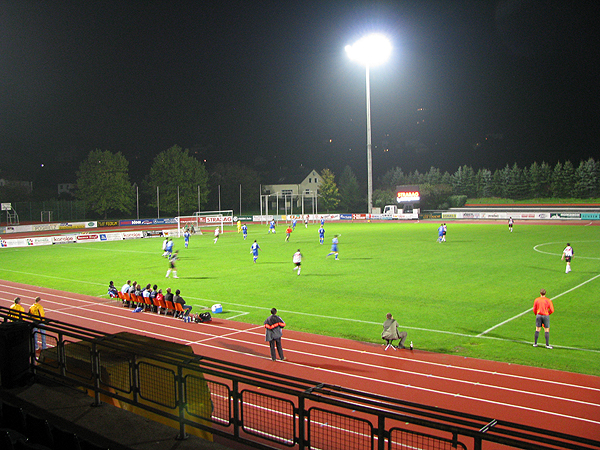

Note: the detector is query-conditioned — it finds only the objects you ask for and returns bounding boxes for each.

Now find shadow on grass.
[173,276,216,280]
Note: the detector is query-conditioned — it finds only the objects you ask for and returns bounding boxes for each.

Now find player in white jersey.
[508,217,514,232]
[561,243,573,273]
[213,227,220,244]
[293,249,302,275]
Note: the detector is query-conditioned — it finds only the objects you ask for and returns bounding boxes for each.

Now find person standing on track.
[264,308,286,361]
[29,296,47,350]
[533,288,554,349]
[9,297,25,321]
[562,243,573,273]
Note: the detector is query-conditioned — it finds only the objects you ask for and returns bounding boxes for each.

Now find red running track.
[1,280,599,442]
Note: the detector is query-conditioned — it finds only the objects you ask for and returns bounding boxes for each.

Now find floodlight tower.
[345,34,392,214]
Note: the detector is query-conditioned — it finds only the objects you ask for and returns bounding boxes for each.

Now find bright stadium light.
[345,34,392,215]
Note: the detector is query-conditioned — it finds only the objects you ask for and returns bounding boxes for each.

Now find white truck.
[382,204,419,219]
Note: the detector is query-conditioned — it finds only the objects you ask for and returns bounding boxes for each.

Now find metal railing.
[1,307,599,450]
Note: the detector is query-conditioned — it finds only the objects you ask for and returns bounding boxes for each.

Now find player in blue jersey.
[437,224,444,243]
[318,225,325,244]
[292,218,297,230]
[326,235,339,260]
[320,217,325,226]
[184,230,190,248]
[242,224,248,240]
[165,238,174,256]
[251,240,260,263]
[268,220,276,234]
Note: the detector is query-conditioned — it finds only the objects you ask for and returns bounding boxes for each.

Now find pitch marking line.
[478,272,600,337]
[4,287,595,398]
[1,280,599,354]
[533,240,600,260]
[3,289,599,425]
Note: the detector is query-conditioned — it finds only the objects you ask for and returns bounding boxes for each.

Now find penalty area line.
[478,273,600,337]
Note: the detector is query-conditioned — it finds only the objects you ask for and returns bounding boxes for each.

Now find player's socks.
[534,330,539,346]
[166,270,171,277]
[297,267,301,275]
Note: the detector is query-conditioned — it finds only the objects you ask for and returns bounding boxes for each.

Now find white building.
[261,169,321,216]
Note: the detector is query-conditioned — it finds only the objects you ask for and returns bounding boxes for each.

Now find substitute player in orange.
[533,289,554,349]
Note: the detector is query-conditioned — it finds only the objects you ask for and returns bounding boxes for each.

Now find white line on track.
[2,287,598,395]
[2,280,599,353]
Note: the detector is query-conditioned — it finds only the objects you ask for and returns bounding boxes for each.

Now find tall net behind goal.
[175,210,234,237]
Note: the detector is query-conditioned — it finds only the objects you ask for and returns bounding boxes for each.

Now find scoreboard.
[395,185,420,203]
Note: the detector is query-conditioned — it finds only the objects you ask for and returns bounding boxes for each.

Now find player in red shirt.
[533,289,554,349]
[285,226,293,242]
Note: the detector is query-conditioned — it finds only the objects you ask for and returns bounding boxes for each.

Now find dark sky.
[1,0,599,186]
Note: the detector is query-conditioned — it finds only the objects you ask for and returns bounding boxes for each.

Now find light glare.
[345,34,392,66]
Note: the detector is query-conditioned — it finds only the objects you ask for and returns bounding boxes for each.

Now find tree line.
[6,146,596,218]
[75,146,260,218]
[326,158,600,211]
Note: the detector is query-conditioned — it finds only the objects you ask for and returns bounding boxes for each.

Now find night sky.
[1,0,598,187]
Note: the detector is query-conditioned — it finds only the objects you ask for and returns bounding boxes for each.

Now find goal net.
[175,210,234,237]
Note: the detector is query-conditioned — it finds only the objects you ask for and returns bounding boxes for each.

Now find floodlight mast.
[345,34,392,215]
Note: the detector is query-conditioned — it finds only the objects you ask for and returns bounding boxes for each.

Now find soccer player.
[242,224,248,240]
[326,235,339,260]
[533,289,554,348]
[293,249,302,275]
[285,225,292,242]
[320,217,325,227]
[237,220,242,233]
[318,225,325,244]
[561,243,574,273]
[166,251,179,278]
[442,223,447,242]
[437,224,444,243]
[162,237,169,257]
[251,240,260,263]
[165,238,174,257]
[269,219,276,234]
[213,227,220,243]
[304,215,309,228]
[292,218,297,230]
[184,230,190,248]
[508,217,514,232]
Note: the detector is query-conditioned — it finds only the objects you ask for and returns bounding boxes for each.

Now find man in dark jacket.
[264,308,286,361]
[173,289,192,317]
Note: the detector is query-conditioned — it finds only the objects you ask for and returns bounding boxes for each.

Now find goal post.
[175,210,234,237]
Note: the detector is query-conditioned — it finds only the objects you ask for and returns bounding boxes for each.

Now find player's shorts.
[331,245,338,252]
[295,262,301,267]
[508,223,513,228]
[564,256,572,263]
[169,262,176,269]
[535,314,550,328]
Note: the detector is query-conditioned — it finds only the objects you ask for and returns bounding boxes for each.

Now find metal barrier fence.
[1,307,599,450]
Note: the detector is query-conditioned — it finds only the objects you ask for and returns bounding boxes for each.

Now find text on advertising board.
[396,191,420,202]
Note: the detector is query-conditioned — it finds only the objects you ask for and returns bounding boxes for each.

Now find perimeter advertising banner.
[0,237,53,248]
[98,220,119,227]
[59,222,86,230]
[76,234,101,243]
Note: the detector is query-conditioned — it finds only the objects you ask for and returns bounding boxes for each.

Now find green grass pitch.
[1,221,599,376]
